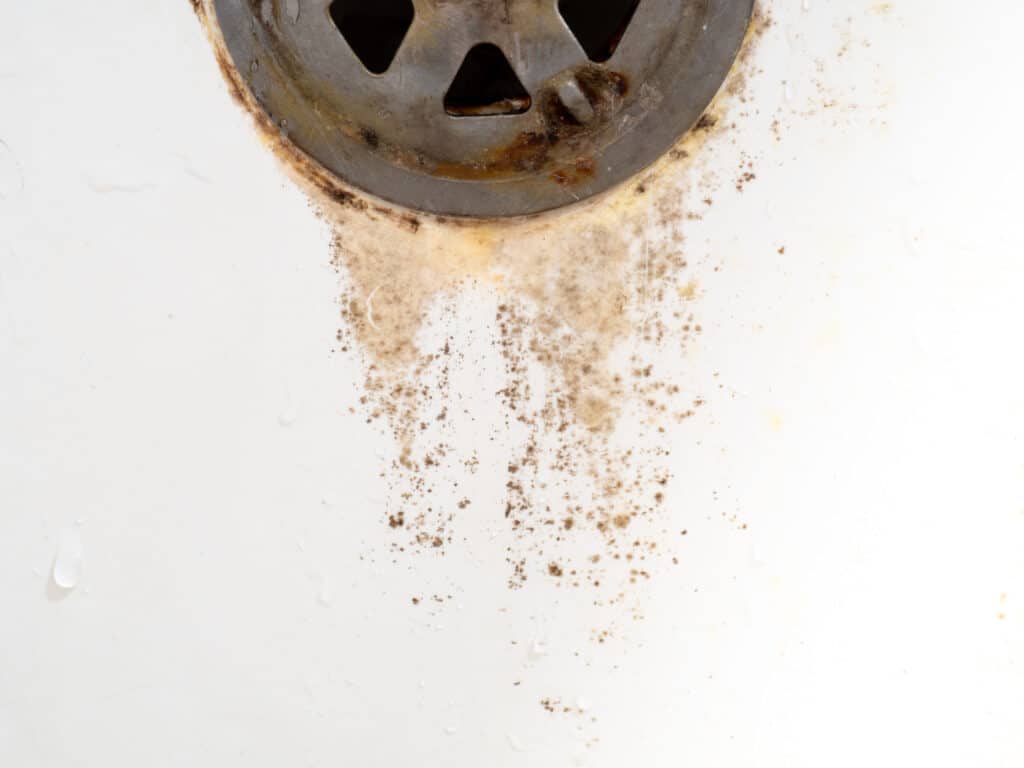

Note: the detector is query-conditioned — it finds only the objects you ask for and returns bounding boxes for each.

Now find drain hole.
[558,0,640,62]
[329,0,415,75]
[444,44,531,117]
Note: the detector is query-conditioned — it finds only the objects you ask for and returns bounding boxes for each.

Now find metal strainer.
[212,0,753,216]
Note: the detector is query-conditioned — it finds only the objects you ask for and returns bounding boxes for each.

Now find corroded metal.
[211,0,753,217]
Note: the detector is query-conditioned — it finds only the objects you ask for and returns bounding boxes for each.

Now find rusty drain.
[211,0,753,217]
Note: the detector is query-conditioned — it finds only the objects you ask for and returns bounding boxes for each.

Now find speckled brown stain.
[189,0,771,594]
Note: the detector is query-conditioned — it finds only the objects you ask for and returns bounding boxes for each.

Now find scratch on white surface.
[365,285,382,331]
[184,167,211,184]
[84,175,159,195]
[174,153,213,184]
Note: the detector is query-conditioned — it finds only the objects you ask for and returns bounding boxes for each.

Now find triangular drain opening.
[329,0,415,75]
[444,44,531,117]
[558,0,641,63]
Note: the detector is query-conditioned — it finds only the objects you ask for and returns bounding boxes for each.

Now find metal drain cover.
[212,0,753,217]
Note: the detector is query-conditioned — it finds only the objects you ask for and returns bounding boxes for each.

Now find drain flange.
[212,0,753,217]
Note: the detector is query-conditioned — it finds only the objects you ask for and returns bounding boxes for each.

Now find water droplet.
[285,0,301,23]
[443,725,458,736]
[528,640,548,660]
[52,528,83,590]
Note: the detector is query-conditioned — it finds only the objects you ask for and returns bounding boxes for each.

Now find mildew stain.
[190,0,770,596]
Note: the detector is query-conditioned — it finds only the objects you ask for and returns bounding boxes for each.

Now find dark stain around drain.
[198,12,426,231]
[193,0,645,220]
[219,0,634,187]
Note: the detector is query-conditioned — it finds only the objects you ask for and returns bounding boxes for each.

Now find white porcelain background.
[1,2,1023,766]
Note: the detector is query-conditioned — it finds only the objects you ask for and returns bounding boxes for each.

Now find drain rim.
[211,0,754,218]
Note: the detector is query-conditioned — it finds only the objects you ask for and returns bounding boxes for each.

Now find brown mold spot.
[360,127,380,150]
[694,113,719,132]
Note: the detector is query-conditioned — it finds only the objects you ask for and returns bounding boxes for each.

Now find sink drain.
[211,0,753,217]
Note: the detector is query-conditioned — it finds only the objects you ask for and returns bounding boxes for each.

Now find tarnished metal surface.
[212,0,753,216]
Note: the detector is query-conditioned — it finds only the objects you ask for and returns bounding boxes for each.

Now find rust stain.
[431,68,630,182]
[551,157,596,187]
